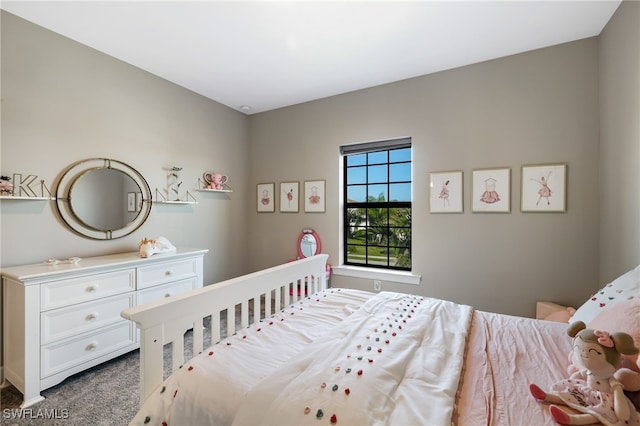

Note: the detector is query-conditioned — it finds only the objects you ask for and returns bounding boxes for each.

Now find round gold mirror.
[54,158,152,240]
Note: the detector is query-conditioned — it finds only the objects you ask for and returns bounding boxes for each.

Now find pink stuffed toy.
[567,298,640,409]
[530,321,640,425]
[203,172,228,190]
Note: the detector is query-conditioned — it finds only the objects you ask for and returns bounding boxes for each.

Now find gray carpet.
[1,348,142,426]
[1,316,222,426]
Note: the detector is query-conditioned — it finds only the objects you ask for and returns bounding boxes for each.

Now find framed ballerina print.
[304,180,325,213]
[429,171,463,213]
[521,163,567,212]
[279,181,299,213]
[472,167,511,213]
[257,182,275,212]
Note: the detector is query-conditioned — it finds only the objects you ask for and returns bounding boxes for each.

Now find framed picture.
[127,192,136,212]
[521,163,567,212]
[472,167,511,213]
[304,180,326,213]
[429,171,463,213]
[257,182,275,212]
[135,192,143,212]
[279,181,299,213]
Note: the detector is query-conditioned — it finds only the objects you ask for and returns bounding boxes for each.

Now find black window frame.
[342,138,412,271]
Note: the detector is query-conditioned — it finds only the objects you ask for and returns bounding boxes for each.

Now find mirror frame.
[54,158,152,240]
[297,228,322,259]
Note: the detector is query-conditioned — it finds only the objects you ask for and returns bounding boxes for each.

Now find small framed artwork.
[135,192,143,212]
[257,182,275,213]
[279,181,299,213]
[429,170,463,213]
[472,167,511,213]
[521,163,567,212]
[127,192,136,212]
[304,180,326,213]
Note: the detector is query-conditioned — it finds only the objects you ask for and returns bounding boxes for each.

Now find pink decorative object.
[203,172,228,190]
[0,176,13,195]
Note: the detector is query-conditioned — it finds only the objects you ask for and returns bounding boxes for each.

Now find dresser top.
[1,248,208,283]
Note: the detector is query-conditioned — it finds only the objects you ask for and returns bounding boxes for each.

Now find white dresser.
[2,248,207,408]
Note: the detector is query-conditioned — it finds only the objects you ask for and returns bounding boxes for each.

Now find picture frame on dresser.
[1,248,208,408]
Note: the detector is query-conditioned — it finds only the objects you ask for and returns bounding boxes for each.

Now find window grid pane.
[344,144,412,271]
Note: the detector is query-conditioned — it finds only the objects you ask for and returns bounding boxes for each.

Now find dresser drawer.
[41,321,135,378]
[136,278,197,305]
[137,258,198,289]
[40,269,135,311]
[41,293,134,344]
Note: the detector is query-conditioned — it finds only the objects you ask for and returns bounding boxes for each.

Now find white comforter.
[130,290,473,426]
[233,292,473,426]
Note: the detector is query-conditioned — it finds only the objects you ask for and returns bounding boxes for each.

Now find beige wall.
[1,12,250,367]
[1,11,249,279]
[598,0,640,282]
[248,39,601,317]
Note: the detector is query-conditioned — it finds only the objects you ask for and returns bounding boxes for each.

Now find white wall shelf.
[0,195,55,200]
[195,188,233,193]
[153,188,197,204]
[153,200,197,205]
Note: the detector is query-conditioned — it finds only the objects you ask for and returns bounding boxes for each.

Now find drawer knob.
[86,284,99,293]
[86,312,99,321]
[164,292,172,298]
[86,341,99,351]
[165,270,173,276]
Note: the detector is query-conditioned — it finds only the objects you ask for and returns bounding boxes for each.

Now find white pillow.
[571,264,640,324]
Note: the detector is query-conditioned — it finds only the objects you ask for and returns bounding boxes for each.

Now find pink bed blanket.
[455,310,574,425]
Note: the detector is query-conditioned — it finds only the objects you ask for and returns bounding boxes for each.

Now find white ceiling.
[1,1,621,115]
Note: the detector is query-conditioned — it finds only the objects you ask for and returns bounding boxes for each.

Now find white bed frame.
[121,254,329,403]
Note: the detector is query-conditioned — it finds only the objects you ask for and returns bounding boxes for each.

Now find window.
[342,138,412,270]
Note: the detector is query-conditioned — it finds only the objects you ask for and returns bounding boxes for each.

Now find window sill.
[331,266,421,285]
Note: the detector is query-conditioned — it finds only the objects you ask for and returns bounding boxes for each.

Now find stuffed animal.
[203,172,228,190]
[139,237,176,258]
[566,298,640,411]
[530,321,640,426]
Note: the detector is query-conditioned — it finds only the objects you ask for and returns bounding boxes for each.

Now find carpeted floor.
[1,348,142,426]
[1,316,222,426]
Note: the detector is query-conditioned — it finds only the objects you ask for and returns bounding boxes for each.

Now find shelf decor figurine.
[0,173,53,199]
[153,166,197,204]
[0,175,13,195]
[202,172,229,191]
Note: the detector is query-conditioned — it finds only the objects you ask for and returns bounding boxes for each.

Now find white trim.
[331,266,421,285]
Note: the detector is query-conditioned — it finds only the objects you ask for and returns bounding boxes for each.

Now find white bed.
[121,255,640,425]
